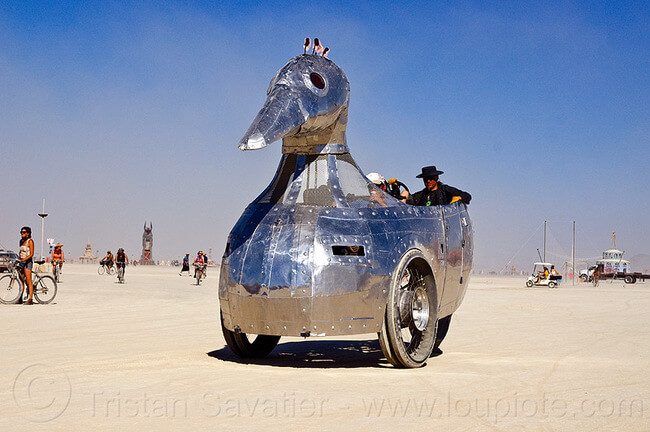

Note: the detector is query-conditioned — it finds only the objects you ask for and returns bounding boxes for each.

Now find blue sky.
[1,1,648,270]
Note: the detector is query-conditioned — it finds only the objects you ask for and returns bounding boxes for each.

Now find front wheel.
[525,280,533,287]
[624,275,635,284]
[0,274,23,304]
[221,313,280,358]
[97,265,105,275]
[379,249,438,368]
[548,281,557,288]
[34,275,57,304]
[108,266,116,275]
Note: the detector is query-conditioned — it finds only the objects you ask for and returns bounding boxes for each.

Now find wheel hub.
[398,286,430,331]
[411,287,429,331]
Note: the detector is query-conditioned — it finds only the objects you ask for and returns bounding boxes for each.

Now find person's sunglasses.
[424,176,438,181]
[20,231,27,234]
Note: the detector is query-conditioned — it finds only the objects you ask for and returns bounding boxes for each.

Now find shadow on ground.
[208,339,394,369]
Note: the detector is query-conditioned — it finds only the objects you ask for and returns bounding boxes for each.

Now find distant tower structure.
[78,240,98,264]
[611,231,616,249]
[140,221,155,265]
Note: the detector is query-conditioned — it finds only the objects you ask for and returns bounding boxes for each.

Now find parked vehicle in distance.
[580,264,649,284]
[0,250,19,273]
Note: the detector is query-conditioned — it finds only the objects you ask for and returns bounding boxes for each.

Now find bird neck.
[282,106,348,155]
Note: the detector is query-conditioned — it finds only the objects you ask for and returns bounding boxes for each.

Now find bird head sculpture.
[238,47,350,155]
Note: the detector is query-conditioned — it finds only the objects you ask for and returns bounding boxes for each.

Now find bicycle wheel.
[98,265,105,275]
[0,274,23,304]
[33,275,57,304]
[109,266,116,275]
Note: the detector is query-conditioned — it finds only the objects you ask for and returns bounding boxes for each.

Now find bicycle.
[98,262,116,275]
[116,263,126,284]
[52,260,62,283]
[0,260,58,304]
[194,263,206,285]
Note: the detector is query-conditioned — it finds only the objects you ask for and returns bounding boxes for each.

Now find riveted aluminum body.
[219,53,473,337]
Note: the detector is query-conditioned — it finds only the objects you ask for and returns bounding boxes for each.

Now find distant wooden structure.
[78,240,98,264]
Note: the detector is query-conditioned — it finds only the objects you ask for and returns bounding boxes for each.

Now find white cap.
[366,172,385,185]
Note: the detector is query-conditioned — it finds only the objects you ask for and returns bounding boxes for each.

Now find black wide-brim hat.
[416,165,444,178]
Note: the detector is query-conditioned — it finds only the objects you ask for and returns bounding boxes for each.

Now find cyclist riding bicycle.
[193,251,206,278]
[115,248,129,275]
[51,243,64,276]
[100,250,114,271]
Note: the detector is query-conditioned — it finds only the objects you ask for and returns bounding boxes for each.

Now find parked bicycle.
[98,262,116,275]
[0,260,57,304]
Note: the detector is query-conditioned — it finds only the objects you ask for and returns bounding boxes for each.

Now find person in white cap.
[367,172,386,190]
[368,172,409,203]
[367,172,389,207]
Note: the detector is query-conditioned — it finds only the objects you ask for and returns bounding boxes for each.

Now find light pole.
[38,199,48,261]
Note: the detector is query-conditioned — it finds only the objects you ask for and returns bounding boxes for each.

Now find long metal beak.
[238,85,306,151]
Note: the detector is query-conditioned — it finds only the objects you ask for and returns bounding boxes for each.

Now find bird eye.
[304,71,328,96]
[309,72,325,90]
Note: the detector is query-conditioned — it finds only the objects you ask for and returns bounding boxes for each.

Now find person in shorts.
[17,226,35,305]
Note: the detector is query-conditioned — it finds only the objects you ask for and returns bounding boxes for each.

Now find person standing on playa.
[179,254,191,276]
[407,165,471,206]
[17,226,35,305]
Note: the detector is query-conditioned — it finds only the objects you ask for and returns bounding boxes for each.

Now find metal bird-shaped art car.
[218,43,473,368]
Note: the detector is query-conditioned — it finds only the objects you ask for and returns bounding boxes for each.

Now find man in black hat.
[407,165,471,206]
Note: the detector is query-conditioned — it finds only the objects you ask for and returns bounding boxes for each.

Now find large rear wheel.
[379,249,438,368]
[221,313,280,358]
[0,274,23,304]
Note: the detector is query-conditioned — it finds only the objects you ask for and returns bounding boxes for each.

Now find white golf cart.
[526,262,562,288]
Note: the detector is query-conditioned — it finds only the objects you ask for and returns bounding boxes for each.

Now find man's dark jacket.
[408,182,472,206]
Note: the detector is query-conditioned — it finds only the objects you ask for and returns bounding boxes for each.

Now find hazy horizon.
[2,1,648,271]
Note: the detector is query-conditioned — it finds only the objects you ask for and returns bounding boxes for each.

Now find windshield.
[254,153,400,208]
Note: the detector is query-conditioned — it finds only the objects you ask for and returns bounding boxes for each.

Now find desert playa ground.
[0,264,648,431]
